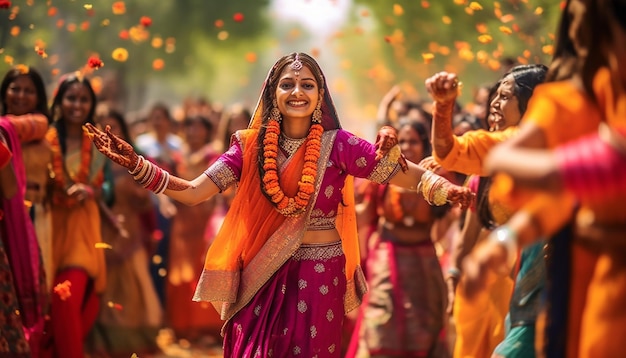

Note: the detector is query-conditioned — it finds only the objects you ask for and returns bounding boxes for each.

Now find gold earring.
[270,99,282,123]
[312,100,322,124]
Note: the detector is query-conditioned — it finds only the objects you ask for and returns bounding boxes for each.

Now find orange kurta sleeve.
[434,127,518,176]
[6,113,49,143]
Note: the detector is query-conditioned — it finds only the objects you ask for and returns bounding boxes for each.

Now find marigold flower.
[140,16,152,27]
[87,56,104,69]
[54,280,72,300]
[112,48,129,62]
[112,1,125,15]
[233,12,244,22]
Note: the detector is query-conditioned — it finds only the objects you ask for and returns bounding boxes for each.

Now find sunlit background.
[0,0,562,135]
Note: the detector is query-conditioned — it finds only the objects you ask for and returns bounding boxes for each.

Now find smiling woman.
[85,52,474,357]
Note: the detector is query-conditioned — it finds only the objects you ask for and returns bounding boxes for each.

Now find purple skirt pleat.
[223,241,347,357]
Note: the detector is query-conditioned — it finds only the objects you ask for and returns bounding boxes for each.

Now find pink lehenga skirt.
[223,241,347,357]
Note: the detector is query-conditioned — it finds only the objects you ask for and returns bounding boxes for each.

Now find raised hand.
[425,71,461,104]
[374,125,409,172]
[83,123,138,170]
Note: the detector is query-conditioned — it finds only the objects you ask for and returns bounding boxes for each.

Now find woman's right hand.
[425,71,460,104]
[84,123,138,171]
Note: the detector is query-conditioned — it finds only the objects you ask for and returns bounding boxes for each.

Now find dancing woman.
[85,52,474,356]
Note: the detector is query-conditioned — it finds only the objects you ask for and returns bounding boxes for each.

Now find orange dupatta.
[193,53,365,321]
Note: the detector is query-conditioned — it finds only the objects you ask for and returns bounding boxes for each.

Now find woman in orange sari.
[85,52,474,356]
[464,0,626,356]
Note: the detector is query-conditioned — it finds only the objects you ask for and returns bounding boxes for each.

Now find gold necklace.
[279,134,306,157]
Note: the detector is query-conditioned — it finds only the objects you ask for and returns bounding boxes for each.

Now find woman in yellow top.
[47,74,108,358]
[465,0,626,356]
[85,52,474,357]
[425,64,547,358]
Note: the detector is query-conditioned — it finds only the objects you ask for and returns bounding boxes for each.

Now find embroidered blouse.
[205,129,400,230]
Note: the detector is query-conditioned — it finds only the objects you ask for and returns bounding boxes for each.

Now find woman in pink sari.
[85,52,474,356]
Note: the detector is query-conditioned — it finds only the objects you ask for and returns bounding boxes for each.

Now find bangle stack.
[417,170,449,206]
[128,155,170,194]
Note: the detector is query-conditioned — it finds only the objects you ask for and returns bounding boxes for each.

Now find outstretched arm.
[84,123,220,206]
[485,123,626,200]
[373,125,474,210]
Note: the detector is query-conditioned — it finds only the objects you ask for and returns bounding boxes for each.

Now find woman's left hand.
[66,183,94,203]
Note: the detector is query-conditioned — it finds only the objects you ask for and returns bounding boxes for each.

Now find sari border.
[219,130,338,321]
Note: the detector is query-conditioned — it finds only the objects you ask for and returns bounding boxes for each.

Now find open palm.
[83,123,138,170]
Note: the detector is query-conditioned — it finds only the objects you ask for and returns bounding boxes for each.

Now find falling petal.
[442,16,452,25]
[10,26,19,36]
[152,58,165,71]
[95,242,112,249]
[542,45,554,55]
[233,12,244,22]
[112,48,128,62]
[422,52,435,64]
[245,52,257,63]
[476,50,488,64]
[421,1,430,9]
[500,14,515,23]
[469,2,483,10]
[112,1,125,15]
[534,6,543,15]
[53,280,72,300]
[477,34,493,44]
[499,26,512,35]
[393,4,404,16]
[140,16,152,27]
[47,6,57,16]
[214,19,224,28]
[475,23,488,33]
[217,31,229,40]
[83,4,92,10]
[151,36,163,48]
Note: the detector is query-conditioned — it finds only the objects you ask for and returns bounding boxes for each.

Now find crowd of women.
[1,0,625,357]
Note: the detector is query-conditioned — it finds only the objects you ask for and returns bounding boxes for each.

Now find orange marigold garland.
[47,127,103,206]
[262,118,323,216]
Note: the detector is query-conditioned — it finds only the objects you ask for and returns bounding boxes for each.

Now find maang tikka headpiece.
[290,54,303,76]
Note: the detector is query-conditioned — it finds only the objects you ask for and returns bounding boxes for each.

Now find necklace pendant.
[403,216,415,227]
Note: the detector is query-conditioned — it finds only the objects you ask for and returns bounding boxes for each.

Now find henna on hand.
[83,123,138,170]
[374,125,399,160]
[166,175,196,191]
[445,183,474,210]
